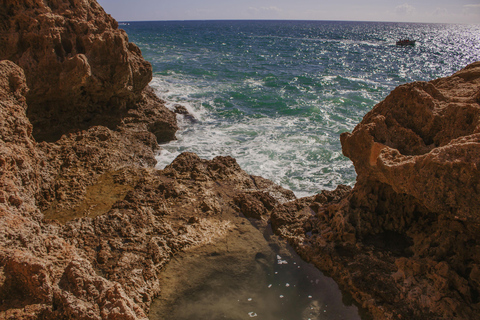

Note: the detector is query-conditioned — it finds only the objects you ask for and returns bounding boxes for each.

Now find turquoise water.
[122,20,480,197]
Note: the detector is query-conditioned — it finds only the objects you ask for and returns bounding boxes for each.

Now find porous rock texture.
[2,0,480,319]
[0,0,177,142]
[271,62,480,319]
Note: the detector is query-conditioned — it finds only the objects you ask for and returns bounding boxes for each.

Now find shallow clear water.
[150,218,362,320]
[122,20,480,197]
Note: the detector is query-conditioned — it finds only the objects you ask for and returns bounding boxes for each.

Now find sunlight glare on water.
[122,21,480,197]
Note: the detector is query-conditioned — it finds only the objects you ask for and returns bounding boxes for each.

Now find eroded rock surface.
[272,62,480,319]
[0,0,177,142]
[2,0,480,318]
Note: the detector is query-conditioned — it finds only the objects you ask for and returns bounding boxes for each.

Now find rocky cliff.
[0,59,295,318]
[272,62,480,319]
[0,0,177,142]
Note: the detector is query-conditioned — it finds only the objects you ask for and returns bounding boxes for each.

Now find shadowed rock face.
[0,60,40,216]
[271,62,480,319]
[0,0,176,142]
[0,1,217,318]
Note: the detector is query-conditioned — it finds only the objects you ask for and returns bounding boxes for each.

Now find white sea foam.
[135,21,480,320]
[244,78,265,88]
[145,22,480,197]
[153,77,357,196]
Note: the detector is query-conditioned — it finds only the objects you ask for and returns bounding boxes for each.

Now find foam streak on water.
[122,21,480,197]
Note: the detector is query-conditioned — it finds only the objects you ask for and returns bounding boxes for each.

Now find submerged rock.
[272,61,480,319]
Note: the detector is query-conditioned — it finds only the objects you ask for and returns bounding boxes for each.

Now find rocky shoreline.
[271,63,480,319]
[1,0,480,319]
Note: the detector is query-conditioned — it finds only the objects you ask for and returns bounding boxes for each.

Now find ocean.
[121,20,480,197]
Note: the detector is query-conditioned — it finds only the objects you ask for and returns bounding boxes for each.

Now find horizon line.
[115,18,477,26]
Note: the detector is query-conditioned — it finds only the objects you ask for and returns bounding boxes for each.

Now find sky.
[97,0,480,24]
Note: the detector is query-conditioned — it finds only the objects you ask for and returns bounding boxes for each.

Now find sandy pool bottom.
[149,214,362,320]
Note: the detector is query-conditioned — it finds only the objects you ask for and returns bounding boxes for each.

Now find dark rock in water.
[272,61,480,320]
[174,104,190,115]
[255,252,268,260]
[174,104,197,123]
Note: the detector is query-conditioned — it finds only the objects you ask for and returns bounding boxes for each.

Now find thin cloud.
[248,6,282,16]
[462,4,480,22]
[395,3,416,16]
[432,7,448,18]
[463,4,480,13]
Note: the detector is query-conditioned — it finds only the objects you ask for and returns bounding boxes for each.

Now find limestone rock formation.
[342,61,480,224]
[0,0,177,142]
[0,59,142,319]
[0,62,294,319]
[271,62,480,319]
[0,60,37,215]
[0,1,291,318]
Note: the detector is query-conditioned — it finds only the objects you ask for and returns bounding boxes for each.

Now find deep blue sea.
[121,20,480,197]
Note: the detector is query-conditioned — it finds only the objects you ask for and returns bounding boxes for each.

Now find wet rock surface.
[272,62,480,319]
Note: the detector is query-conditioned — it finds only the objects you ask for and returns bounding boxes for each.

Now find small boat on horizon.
[396,39,416,46]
